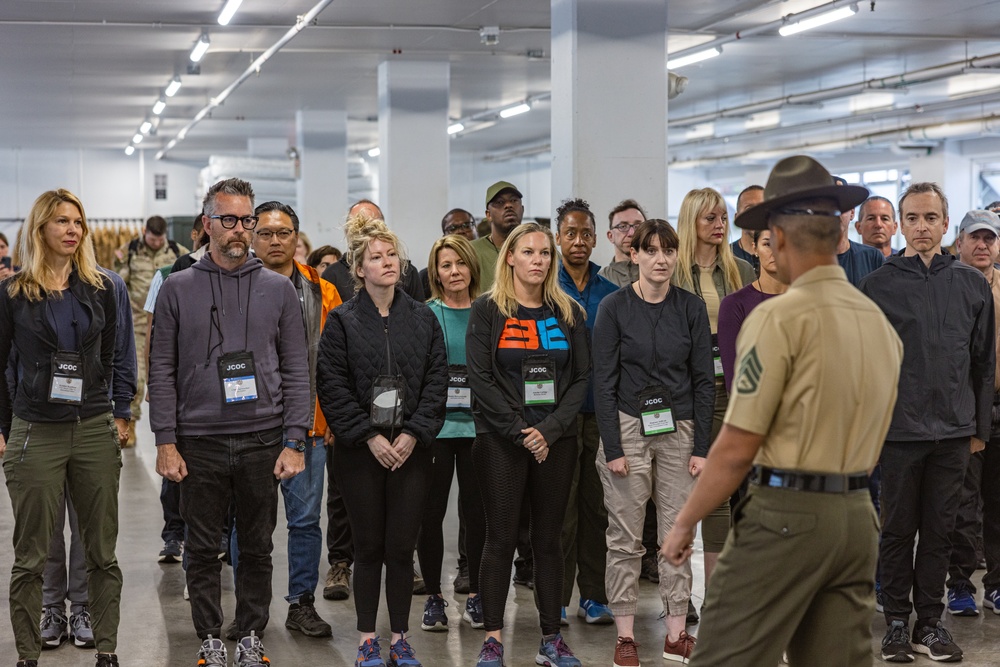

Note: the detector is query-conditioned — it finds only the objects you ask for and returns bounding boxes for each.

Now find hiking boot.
[40,606,69,649]
[235,632,270,667]
[662,631,696,664]
[158,540,183,563]
[285,593,332,637]
[324,562,351,600]
[880,620,913,663]
[420,595,448,632]
[463,595,484,629]
[536,633,581,667]
[197,636,228,667]
[912,621,962,662]
[95,654,119,667]
[356,637,385,667]
[70,608,96,648]
[16,661,38,667]
[613,636,641,667]
[476,638,505,667]
[387,636,422,666]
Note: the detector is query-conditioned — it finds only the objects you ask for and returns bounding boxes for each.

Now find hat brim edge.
[735,184,870,231]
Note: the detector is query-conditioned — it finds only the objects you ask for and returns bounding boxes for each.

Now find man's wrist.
[284,438,307,452]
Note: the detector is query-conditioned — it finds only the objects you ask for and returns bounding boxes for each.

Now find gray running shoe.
[69,608,95,647]
[197,636,228,667]
[235,631,270,667]
[40,606,68,649]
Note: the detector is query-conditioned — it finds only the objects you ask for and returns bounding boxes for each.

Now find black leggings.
[474,431,576,635]
[417,437,485,595]
[334,441,432,633]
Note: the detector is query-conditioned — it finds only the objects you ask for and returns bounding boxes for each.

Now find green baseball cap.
[485,181,523,208]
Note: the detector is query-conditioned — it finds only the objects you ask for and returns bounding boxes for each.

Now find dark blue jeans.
[178,427,281,640]
[281,437,326,602]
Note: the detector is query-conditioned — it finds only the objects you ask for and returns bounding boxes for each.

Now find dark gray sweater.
[592,286,715,460]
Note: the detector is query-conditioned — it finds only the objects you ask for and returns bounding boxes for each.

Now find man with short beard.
[472,181,525,290]
[148,177,312,667]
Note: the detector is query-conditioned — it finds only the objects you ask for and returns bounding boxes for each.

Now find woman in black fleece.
[316,214,447,667]
[466,222,590,667]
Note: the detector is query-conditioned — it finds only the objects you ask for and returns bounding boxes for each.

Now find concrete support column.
[378,60,450,266]
[909,140,974,225]
[551,0,668,265]
[296,109,348,246]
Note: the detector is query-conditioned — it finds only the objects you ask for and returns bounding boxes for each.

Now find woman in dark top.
[593,219,715,666]
[0,190,122,667]
[466,222,590,667]
[316,214,448,667]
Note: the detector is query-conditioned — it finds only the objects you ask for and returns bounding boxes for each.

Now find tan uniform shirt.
[115,239,188,320]
[726,264,903,474]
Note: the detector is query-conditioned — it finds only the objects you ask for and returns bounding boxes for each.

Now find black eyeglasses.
[444,221,475,233]
[773,208,842,219]
[210,214,259,230]
[611,222,642,233]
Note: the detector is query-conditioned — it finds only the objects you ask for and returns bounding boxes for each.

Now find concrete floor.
[1,419,998,666]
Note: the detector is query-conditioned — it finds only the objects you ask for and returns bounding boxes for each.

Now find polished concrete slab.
[1,418,998,666]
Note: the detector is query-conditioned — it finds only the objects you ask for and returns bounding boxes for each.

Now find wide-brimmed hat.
[735,155,869,230]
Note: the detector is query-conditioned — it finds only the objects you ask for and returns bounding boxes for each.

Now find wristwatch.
[284,438,307,453]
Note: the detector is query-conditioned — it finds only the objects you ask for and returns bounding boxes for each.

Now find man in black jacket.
[860,182,996,663]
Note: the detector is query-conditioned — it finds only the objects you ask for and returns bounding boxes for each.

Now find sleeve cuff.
[284,426,308,441]
[112,400,132,421]
[154,431,177,446]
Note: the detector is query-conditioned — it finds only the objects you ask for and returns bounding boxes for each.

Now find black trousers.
[334,440,432,633]
[474,432,576,635]
[949,429,1000,592]
[416,437,485,595]
[947,450,984,591]
[879,439,969,625]
[178,427,282,640]
[160,478,185,543]
[325,440,354,566]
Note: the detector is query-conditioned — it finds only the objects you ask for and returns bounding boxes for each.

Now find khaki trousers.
[598,413,695,617]
[691,485,879,667]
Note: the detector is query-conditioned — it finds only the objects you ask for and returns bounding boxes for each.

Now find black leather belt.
[750,466,869,494]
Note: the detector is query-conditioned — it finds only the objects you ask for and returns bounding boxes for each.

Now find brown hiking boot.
[663,631,696,664]
[323,562,351,600]
[614,636,641,667]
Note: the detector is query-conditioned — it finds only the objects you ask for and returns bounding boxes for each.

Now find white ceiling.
[2,0,999,167]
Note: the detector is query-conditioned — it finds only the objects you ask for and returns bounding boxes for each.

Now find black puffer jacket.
[317,286,447,447]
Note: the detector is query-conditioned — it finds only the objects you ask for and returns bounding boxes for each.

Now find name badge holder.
[637,384,675,436]
[522,355,556,406]
[218,350,259,404]
[446,364,471,410]
[711,333,723,379]
[372,375,405,428]
[49,351,85,405]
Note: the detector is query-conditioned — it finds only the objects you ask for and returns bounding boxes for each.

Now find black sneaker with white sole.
[880,620,914,663]
[912,622,962,662]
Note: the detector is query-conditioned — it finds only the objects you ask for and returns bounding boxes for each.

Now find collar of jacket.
[886,250,955,275]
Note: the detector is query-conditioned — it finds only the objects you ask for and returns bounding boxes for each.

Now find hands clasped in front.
[521,426,548,462]
[368,432,417,471]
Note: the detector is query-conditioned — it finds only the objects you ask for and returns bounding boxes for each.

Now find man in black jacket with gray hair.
[860,182,996,663]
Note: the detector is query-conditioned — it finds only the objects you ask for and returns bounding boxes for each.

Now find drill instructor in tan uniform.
[662,155,903,667]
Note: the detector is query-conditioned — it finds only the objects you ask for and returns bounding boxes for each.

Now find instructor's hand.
[156,444,188,482]
[662,521,696,567]
[274,448,305,480]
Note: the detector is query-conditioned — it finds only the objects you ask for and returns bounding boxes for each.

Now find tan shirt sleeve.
[724,307,790,435]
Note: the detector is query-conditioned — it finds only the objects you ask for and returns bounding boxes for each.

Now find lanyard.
[635,283,667,378]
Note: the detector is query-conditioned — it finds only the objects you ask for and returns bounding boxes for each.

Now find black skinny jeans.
[417,437,485,595]
[474,431,576,635]
[334,440,432,633]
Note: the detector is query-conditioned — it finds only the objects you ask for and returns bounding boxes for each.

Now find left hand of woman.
[688,455,706,477]
[520,427,548,461]
[391,432,418,470]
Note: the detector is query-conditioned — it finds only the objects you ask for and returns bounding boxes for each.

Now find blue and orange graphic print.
[498,316,569,351]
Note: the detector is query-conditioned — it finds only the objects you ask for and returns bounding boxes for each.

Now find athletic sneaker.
[875,584,885,613]
[95,654,119,667]
[513,561,534,589]
[464,596,484,629]
[197,636,228,667]
[286,593,333,637]
[536,633,581,667]
[475,638,505,667]
[69,608,95,647]
[324,562,352,600]
[235,632,270,667]
[40,606,69,649]
[880,620,913,663]
[560,607,568,627]
[578,598,614,624]
[685,600,699,626]
[662,631,696,664]
[356,637,385,667]
[388,636,422,666]
[947,585,979,616]
[159,539,183,563]
[454,563,471,594]
[983,588,1000,614]
[420,595,448,631]
[613,636,640,667]
[912,622,962,662]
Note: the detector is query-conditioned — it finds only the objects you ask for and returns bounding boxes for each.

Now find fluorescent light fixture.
[152,99,166,115]
[190,33,211,63]
[133,133,144,144]
[125,145,135,156]
[499,103,530,119]
[745,111,781,130]
[684,123,715,140]
[849,92,896,113]
[165,77,182,97]
[217,0,244,26]
[667,46,722,70]
[448,122,465,135]
[779,4,858,37]
[367,147,381,158]
[947,72,1000,97]
[139,121,152,134]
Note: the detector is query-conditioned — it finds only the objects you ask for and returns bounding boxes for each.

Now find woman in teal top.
[416,234,485,633]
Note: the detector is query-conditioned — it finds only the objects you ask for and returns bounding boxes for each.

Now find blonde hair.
[344,212,407,290]
[9,189,106,301]
[427,234,481,302]
[673,187,742,294]
[489,222,578,325]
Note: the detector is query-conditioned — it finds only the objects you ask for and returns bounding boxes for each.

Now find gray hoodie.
[148,252,311,444]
